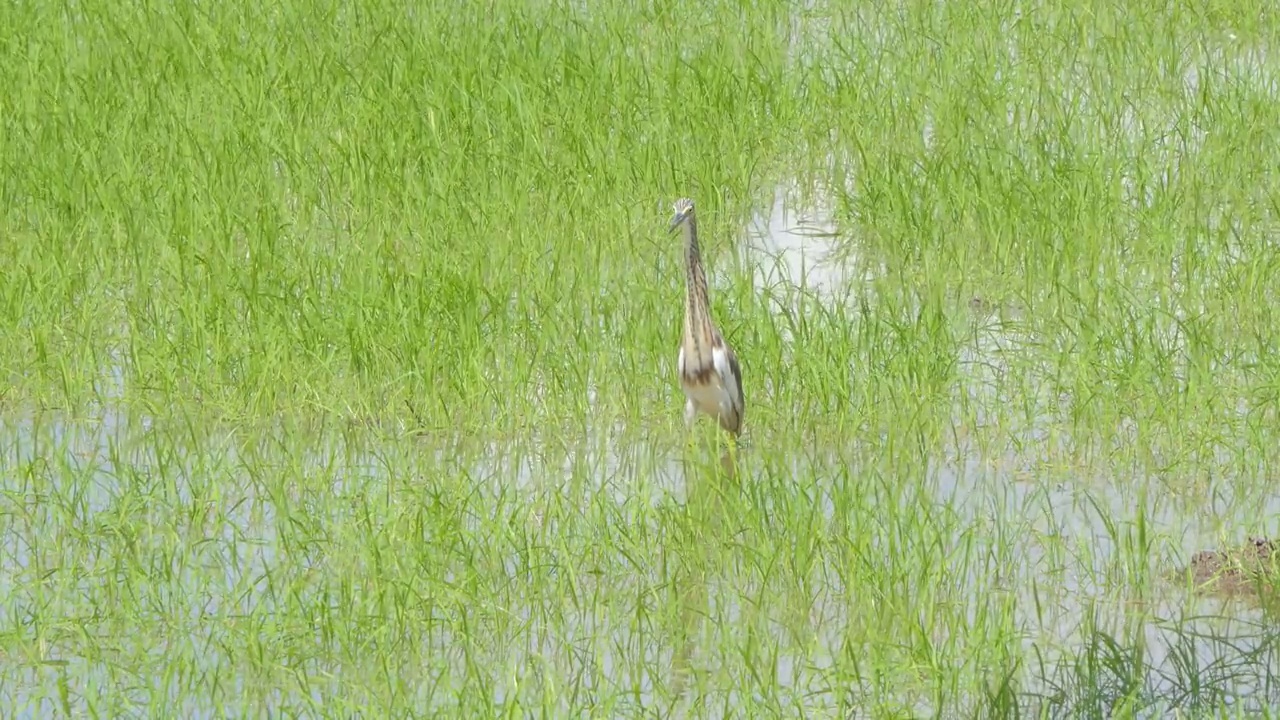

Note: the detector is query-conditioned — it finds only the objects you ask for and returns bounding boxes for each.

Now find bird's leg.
[718,432,739,480]
[719,450,736,479]
[681,399,701,460]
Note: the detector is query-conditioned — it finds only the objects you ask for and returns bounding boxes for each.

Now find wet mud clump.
[1185,537,1280,597]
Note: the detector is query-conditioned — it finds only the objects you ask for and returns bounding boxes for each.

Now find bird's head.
[668,198,696,234]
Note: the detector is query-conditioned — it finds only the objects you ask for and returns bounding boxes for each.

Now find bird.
[669,197,745,437]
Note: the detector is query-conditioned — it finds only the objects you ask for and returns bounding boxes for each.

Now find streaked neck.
[681,217,714,341]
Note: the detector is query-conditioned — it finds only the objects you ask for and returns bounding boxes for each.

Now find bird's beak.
[668,209,688,234]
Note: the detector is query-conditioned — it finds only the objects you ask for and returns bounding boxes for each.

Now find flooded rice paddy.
[7,1,1280,714]
[5,193,1280,717]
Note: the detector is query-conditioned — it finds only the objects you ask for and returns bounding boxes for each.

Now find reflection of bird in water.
[669,198,744,438]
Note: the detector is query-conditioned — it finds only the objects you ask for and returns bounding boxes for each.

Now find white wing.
[712,345,740,408]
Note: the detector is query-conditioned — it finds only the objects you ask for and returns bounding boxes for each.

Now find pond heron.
[670,198,744,436]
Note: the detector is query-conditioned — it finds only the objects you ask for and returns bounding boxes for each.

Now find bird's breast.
[681,374,730,414]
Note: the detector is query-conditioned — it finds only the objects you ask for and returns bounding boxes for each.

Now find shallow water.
[742,185,853,299]
[4,192,1280,716]
[13,416,1278,716]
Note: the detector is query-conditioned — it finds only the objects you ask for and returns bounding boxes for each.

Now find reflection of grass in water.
[667,438,729,706]
[4,0,1280,714]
